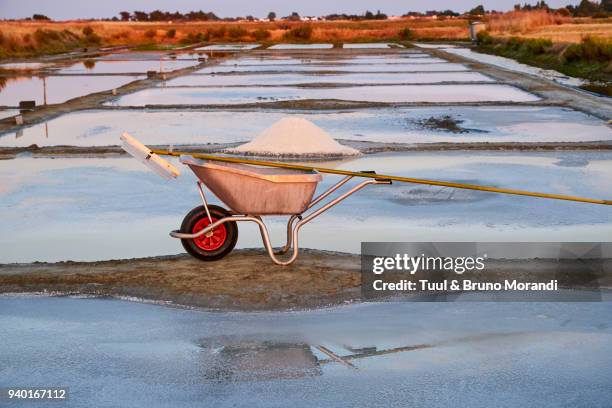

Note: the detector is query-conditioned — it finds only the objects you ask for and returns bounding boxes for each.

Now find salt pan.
[232,117,359,156]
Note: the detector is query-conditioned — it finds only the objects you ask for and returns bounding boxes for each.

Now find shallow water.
[343,43,400,48]
[165,72,493,86]
[109,84,539,106]
[414,43,459,49]
[233,54,430,63]
[0,109,18,119]
[195,62,470,73]
[268,44,334,49]
[3,106,609,148]
[1,151,611,263]
[0,62,53,70]
[348,52,427,57]
[96,51,204,61]
[57,59,199,74]
[195,44,260,51]
[217,57,448,66]
[1,296,611,407]
[0,75,143,106]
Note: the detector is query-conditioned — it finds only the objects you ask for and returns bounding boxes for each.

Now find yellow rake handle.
[151,149,612,206]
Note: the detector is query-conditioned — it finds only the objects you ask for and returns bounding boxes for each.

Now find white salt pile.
[231,117,359,156]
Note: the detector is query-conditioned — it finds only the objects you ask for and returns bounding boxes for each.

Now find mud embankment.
[2,140,611,160]
[0,249,361,311]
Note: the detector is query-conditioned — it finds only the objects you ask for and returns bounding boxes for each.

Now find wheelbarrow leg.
[265,178,391,266]
[275,176,353,256]
[274,215,299,255]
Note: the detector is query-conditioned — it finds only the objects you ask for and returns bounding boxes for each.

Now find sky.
[0,0,581,20]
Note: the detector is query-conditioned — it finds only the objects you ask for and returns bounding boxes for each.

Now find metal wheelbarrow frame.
[170,156,391,265]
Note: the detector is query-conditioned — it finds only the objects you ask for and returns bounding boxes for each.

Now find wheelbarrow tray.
[181,155,322,215]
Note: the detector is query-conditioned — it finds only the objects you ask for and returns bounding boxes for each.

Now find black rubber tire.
[180,205,238,261]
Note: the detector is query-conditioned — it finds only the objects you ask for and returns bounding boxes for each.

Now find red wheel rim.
[192,216,227,251]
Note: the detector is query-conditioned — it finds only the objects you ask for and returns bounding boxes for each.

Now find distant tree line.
[513,1,552,11]
[403,10,460,17]
[465,1,611,17]
[17,1,612,22]
[324,10,388,20]
[402,1,611,17]
[565,0,612,16]
[119,10,221,21]
[116,9,273,22]
[510,0,612,16]
[113,9,390,22]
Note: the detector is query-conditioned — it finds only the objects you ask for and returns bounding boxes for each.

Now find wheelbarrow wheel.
[180,205,238,261]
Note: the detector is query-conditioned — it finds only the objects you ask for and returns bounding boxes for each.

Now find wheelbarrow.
[170,155,391,265]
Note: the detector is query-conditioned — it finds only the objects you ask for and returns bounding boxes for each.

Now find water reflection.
[199,337,321,381]
[83,59,97,70]
[0,75,143,106]
[197,335,435,381]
